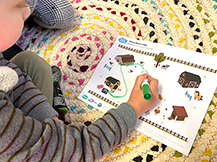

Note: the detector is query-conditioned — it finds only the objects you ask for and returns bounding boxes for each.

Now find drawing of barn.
[168,106,188,122]
[104,76,120,90]
[178,71,201,88]
[115,54,135,65]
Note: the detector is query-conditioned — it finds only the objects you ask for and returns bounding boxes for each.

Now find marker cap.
[142,80,152,100]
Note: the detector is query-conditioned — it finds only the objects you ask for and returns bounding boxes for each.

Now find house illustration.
[115,54,135,65]
[178,71,201,88]
[104,76,120,90]
[168,106,188,122]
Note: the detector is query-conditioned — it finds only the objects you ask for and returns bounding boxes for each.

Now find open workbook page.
[78,36,217,155]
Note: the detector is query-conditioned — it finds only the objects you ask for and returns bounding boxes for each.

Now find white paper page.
[78,36,217,156]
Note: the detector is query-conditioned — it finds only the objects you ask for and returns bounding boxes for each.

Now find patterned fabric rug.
[17,0,217,161]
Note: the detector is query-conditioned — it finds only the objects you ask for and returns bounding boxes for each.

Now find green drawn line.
[108,63,145,98]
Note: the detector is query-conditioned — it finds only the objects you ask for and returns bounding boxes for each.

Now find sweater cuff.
[115,102,137,132]
[27,102,59,122]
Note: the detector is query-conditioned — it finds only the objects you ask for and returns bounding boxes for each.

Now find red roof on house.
[172,106,188,117]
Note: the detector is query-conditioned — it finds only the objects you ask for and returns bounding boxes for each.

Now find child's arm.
[0,92,135,161]
[0,73,159,161]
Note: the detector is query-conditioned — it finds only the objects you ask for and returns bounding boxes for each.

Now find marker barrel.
[142,79,152,100]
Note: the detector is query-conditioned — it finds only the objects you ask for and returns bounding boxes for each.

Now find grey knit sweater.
[0,53,137,161]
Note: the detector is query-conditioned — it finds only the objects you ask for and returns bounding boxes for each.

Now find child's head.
[0,0,31,52]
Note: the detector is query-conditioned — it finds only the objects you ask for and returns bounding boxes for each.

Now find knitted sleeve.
[0,89,137,161]
[0,53,58,121]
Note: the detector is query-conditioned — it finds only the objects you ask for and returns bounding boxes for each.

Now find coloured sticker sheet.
[78,36,217,156]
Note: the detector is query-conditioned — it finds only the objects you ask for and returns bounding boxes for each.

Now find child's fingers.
[148,75,158,87]
[148,75,159,95]
[52,116,64,123]
[134,73,148,89]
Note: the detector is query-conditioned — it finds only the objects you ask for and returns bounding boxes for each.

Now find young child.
[2,0,74,123]
[0,0,159,161]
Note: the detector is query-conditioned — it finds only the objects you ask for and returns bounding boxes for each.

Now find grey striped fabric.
[27,0,74,29]
[0,53,137,161]
[0,53,58,121]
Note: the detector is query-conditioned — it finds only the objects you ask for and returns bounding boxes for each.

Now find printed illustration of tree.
[154,52,166,67]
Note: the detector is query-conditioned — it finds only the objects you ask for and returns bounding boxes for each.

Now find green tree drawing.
[154,52,166,67]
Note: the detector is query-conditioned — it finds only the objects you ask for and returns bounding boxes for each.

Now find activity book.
[78,36,217,155]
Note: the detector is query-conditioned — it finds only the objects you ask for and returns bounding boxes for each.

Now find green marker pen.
[142,79,152,100]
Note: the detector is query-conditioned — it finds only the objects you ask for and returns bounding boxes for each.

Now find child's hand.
[52,116,64,123]
[127,73,159,117]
